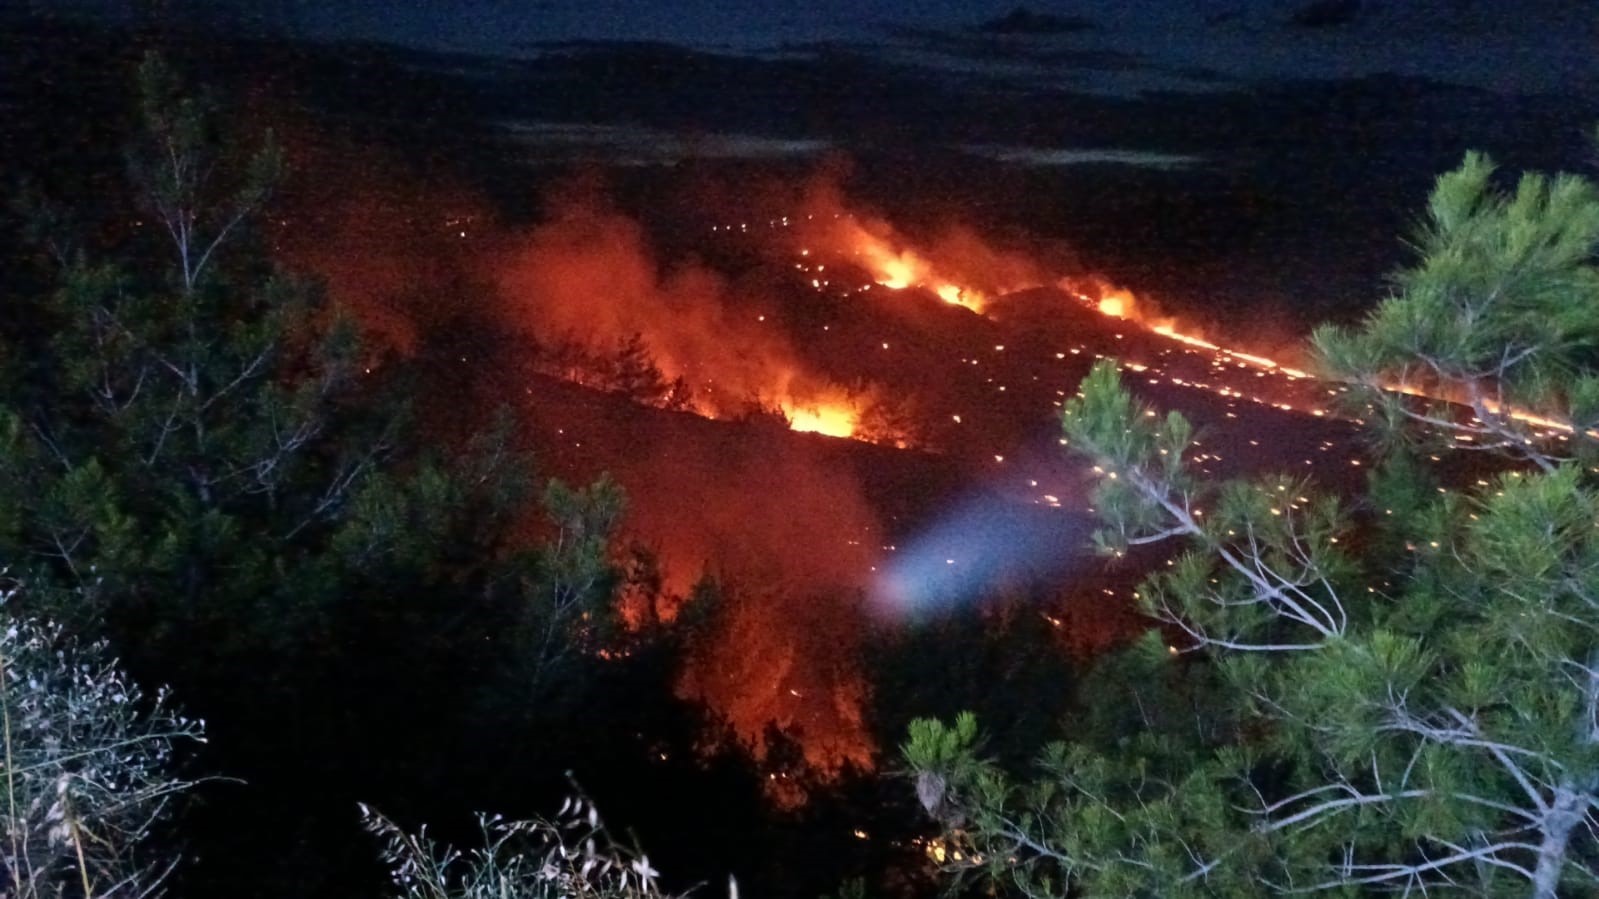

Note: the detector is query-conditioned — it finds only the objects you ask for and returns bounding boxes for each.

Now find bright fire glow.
[785,401,860,438]
[827,220,994,313]
[784,200,1575,448]
[1096,289,1134,318]
[1153,324,1218,350]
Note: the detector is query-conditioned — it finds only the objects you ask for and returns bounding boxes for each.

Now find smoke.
[270,121,495,358]
[678,577,874,801]
[638,434,880,784]
[1059,273,1167,325]
[488,182,865,429]
[478,178,894,778]
[271,147,1255,787]
[776,170,1213,348]
[273,146,892,781]
[510,375,884,783]
[784,174,1049,313]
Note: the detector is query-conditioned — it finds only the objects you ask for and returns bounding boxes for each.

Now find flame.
[1067,276,1299,373]
[1096,289,1134,319]
[311,156,1580,805]
[487,192,907,445]
[780,199,1333,422]
[1070,278,1195,342]
[936,282,983,309]
[874,251,916,290]
[854,239,987,312]
[787,186,1023,314]
[1077,276,1577,439]
[1153,324,1219,350]
[1378,378,1588,438]
[785,400,861,438]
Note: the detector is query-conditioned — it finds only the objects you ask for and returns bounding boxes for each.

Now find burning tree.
[609,334,675,409]
[905,153,1599,896]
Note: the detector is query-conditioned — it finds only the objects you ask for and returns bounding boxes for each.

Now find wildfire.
[496,177,1590,807]
[785,400,860,438]
[1069,273,1572,440]
[775,201,1344,432]
[1069,277,1316,379]
[1379,378,1586,439]
[316,155,1556,460]
[853,237,987,313]
[487,195,900,445]
[1095,289,1133,319]
[490,178,1586,806]
[784,193,1023,315]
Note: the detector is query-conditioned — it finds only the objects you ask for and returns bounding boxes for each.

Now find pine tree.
[0,51,778,899]
[609,333,672,406]
[0,49,640,819]
[905,153,1599,897]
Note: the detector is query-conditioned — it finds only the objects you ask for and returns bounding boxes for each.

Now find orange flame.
[852,236,987,312]
[1095,288,1134,319]
[785,403,860,438]
[788,185,1024,314]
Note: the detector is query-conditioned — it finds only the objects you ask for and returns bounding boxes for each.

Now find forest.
[4,23,1599,899]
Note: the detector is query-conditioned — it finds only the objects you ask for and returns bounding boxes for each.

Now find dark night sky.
[24,0,1599,97]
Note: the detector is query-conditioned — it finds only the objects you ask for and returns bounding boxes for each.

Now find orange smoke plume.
[489,186,877,439]
[787,178,1045,314]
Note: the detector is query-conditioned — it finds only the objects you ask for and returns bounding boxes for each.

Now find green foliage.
[0,53,628,688]
[1313,151,1599,472]
[866,599,1077,774]
[908,152,1599,897]
[1063,360,1357,652]
[127,53,283,296]
[0,52,700,899]
[903,712,980,774]
[0,68,640,899]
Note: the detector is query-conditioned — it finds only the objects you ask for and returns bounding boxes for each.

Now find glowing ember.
[1225,349,1282,369]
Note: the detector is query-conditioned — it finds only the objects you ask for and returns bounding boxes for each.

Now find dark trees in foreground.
[0,53,739,898]
[908,155,1599,896]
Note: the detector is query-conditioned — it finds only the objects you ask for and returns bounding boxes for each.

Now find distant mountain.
[971,7,1096,35]
[1289,0,1364,29]
[1272,0,1590,34]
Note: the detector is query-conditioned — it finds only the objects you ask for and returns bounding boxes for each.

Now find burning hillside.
[280,151,1483,789]
[13,27,1595,899]
[477,174,1406,783]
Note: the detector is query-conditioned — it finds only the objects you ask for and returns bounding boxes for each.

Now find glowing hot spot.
[842,225,990,312]
[786,402,860,438]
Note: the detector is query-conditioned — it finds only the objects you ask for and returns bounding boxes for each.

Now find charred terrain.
[2,15,1597,899]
